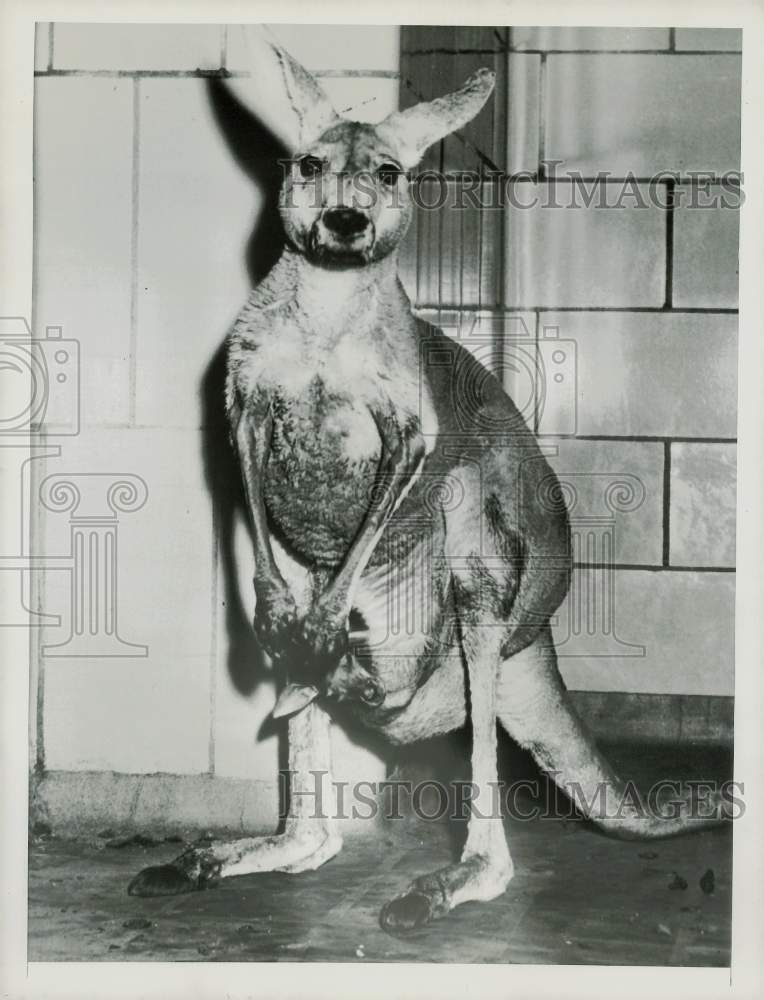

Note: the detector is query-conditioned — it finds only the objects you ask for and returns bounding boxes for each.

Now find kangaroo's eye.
[377,162,403,186]
[298,155,324,178]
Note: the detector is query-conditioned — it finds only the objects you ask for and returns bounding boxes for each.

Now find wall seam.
[663,178,676,309]
[662,441,672,566]
[207,504,220,777]
[128,78,140,427]
[33,68,402,79]
[537,52,546,176]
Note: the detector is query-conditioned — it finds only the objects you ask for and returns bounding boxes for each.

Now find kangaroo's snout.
[323,207,370,238]
[324,652,386,708]
[306,200,377,265]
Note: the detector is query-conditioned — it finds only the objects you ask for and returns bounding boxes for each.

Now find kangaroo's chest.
[236,323,426,565]
[264,375,383,564]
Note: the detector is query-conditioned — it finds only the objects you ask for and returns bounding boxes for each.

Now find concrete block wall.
[31,23,399,825]
[401,26,739,697]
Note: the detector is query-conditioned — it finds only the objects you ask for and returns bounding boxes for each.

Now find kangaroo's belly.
[264,378,381,566]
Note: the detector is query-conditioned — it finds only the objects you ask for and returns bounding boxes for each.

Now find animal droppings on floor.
[700,868,716,895]
[669,874,689,891]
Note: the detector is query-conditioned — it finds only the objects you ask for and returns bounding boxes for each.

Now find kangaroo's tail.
[496,626,733,839]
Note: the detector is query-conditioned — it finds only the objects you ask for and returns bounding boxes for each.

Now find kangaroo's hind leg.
[379,609,514,931]
[127,701,342,896]
[496,625,730,838]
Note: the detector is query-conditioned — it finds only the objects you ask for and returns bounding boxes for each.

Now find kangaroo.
[128,42,729,931]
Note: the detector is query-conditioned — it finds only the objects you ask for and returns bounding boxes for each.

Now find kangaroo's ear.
[379,68,496,169]
[271,43,340,149]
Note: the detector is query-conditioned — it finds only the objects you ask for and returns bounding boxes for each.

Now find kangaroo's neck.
[258,247,408,334]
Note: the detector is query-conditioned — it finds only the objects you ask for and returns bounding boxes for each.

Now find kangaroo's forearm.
[235,410,284,587]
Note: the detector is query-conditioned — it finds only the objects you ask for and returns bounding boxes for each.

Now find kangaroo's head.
[272,44,495,267]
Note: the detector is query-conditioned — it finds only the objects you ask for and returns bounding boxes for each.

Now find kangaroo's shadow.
[198,79,394,766]
[199,78,289,702]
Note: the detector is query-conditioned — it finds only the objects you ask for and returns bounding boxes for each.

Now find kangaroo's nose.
[323,208,369,238]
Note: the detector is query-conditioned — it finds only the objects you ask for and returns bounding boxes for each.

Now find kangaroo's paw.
[379,853,514,932]
[294,609,348,667]
[253,581,299,661]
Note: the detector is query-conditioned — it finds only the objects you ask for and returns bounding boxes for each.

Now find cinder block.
[539,311,737,438]
[673,184,740,308]
[130,774,250,832]
[674,28,742,52]
[34,78,133,426]
[35,771,142,835]
[511,27,670,51]
[505,182,666,307]
[546,439,665,565]
[38,427,214,774]
[544,54,741,175]
[670,442,736,568]
[53,22,223,71]
[34,22,51,70]
[227,23,400,72]
[35,771,282,836]
[555,569,734,695]
[135,78,259,429]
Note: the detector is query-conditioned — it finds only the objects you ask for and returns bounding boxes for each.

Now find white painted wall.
[31,24,400,810]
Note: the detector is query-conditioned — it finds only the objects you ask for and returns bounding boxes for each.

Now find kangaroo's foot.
[129,701,340,896]
[274,827,343,873]
[380,850,513,932]
[127,823,342,897]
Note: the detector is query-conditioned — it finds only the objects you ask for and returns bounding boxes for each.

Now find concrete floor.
[28,744,732,965]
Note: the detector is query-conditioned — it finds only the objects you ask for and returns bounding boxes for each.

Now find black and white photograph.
[1,3,762,996]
